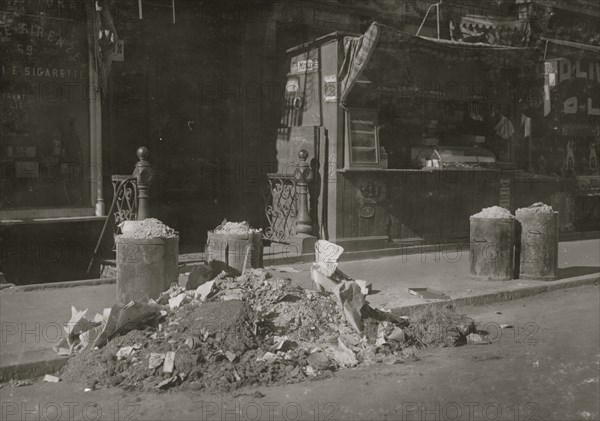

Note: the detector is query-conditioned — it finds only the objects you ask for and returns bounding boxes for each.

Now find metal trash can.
[206,231,263,274]
[116,236,179,305]
[515,208,559,281]
[470,217,516,281]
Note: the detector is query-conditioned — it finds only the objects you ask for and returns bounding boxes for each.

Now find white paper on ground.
[194,280,215,301]
[163,351,176,373]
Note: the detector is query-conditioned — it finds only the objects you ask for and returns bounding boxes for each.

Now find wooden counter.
[332,168,586,249]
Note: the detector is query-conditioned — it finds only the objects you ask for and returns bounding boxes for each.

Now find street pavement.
[1,284,598,420]
[0,239,599,380]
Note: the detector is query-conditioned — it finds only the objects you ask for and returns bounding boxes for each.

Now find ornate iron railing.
[263,174,298,242]
[111,174,138,230]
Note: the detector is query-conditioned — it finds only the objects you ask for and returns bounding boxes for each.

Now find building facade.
[1,0,598,283]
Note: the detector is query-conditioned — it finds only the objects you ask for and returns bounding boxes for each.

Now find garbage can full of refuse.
[470,207,516,281]
[206,230,262,275]
[516,203,558,281]
[115,219,179,305]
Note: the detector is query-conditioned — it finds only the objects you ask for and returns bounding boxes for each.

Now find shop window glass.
[1,1,90,211]
[347,109,380,167]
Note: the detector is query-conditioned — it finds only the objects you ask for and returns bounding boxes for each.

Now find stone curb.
[0,357,69,384]
[393,272,600,316]
[1,272,598,383]
[9,277,116,292]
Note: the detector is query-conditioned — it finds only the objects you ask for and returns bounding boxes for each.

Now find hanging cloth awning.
[338,22,536,104]
[456,14,530,46]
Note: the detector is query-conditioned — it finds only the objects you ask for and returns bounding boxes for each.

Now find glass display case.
[410,146,498,169]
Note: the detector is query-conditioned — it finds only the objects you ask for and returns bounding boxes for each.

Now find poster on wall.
[548,57,600,120]
[539,56,600,176]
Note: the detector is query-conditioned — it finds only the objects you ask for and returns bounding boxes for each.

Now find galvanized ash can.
[515,209,559,281]
[469,216,516,281]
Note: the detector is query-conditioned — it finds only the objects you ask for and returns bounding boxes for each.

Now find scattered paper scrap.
[185,337,199,350]
[467,333,489,345]
[259,352,278,362]
[149,353,165,369]
[304,366,317,377]
[333,281,366,333]
[388,327,405,343]
[272,336,289,351]
[64,307,91,336]
[315,240,344,272]
[43,375,60,383]
[328,337,358,368]
[156,376,179,390]
[355,280,372,296]
[116,346,135,360]
[54,338,72,356]
[169,293,187,310]
[163,351,176,373]
[195,280,215,302]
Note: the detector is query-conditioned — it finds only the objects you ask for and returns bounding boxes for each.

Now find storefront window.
[1,1,91,214]
[538,55,600,177]
[346,109,380,167]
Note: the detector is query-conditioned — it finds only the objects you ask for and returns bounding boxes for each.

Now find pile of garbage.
[471,206,514,219]
[58,242,477,392]
[214,220,261,235]
[516,202,554,214]
[118,218,178,239]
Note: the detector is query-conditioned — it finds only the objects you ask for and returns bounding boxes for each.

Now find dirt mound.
[62,301,265,391]
[404,306,476,347]
[60,270,479,392]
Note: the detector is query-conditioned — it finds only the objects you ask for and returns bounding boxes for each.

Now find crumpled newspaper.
[310,240,365,333]
[54,300,163,356]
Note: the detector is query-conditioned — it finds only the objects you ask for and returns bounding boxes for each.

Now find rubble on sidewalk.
[471,206,514,219]
[185,260,230,291]
[54,300,163,356]
[466,333,490,345]
[403,306,477,348]
[214,220,261,235]
[118,218,178,239]
[516,202,553,214]
[58,242,481,392]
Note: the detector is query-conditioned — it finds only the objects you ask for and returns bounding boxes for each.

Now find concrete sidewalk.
[1,239,599,382]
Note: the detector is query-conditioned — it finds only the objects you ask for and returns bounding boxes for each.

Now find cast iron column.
[294,149,313,235]
[133,146,153,220]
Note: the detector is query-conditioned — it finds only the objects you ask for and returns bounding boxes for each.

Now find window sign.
[0,1,91,211]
